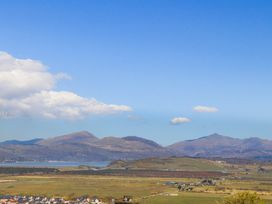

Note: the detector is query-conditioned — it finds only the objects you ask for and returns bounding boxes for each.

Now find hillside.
[108,157,224,172]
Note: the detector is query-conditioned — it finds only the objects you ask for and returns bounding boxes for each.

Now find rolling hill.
[108,157,224,171]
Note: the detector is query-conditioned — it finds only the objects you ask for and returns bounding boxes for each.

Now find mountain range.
[0,132,271,162]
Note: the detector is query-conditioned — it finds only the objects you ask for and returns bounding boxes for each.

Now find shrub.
[221,192,265,204]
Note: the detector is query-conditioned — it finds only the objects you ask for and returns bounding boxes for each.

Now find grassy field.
[0,175,176,199]
[0,174,272,203]
[141,193,223,204]
[1,158,272,203]
[142,194,272,204]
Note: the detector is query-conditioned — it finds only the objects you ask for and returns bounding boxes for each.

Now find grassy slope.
[109,157,225,171]
[142,193,223,204]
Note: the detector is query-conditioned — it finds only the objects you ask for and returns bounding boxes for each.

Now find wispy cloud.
[193,105,219,113]
[171,117,191,125]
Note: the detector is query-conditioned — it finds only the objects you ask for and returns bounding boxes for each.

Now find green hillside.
[108,157,225,172]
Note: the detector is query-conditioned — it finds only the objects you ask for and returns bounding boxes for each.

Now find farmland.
[0,173,272,203]
[0,157,272,203]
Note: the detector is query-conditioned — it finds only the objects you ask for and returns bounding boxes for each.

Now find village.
[0,195,137,204]
[165,178,218,192]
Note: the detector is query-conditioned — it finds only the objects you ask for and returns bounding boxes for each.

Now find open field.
[142,193,272,204]
[0,175,172,199]
[141,193,223,204]
[61,169,227,178]
[0,158,272,203]
[0,174,272,203]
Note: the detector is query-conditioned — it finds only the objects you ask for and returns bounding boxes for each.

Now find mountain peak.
[72,130,96,137]
[199,133,233,140]
[39,131,98,146]
[55,131,98,140]
[122,136,162,148]
[210,133,223,137]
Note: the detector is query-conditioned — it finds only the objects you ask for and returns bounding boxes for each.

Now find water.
[0,161,110,168]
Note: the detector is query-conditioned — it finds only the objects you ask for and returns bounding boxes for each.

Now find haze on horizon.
[0,0,272,145]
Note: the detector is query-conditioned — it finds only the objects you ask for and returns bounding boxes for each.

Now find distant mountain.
[0,138,43,145]
[168,133,272,160]
[0,131,171,162]
[0,132,271,162]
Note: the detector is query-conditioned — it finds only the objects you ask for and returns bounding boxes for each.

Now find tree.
[221,192,265,204]
[178,185,182,191]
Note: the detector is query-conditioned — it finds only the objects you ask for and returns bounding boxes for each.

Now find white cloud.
[171,117,191,125]
[193,105,219,113]
[0,51,58,98]
[0,52,132,119]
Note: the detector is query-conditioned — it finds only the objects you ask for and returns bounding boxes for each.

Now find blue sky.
[0,0,272,145]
